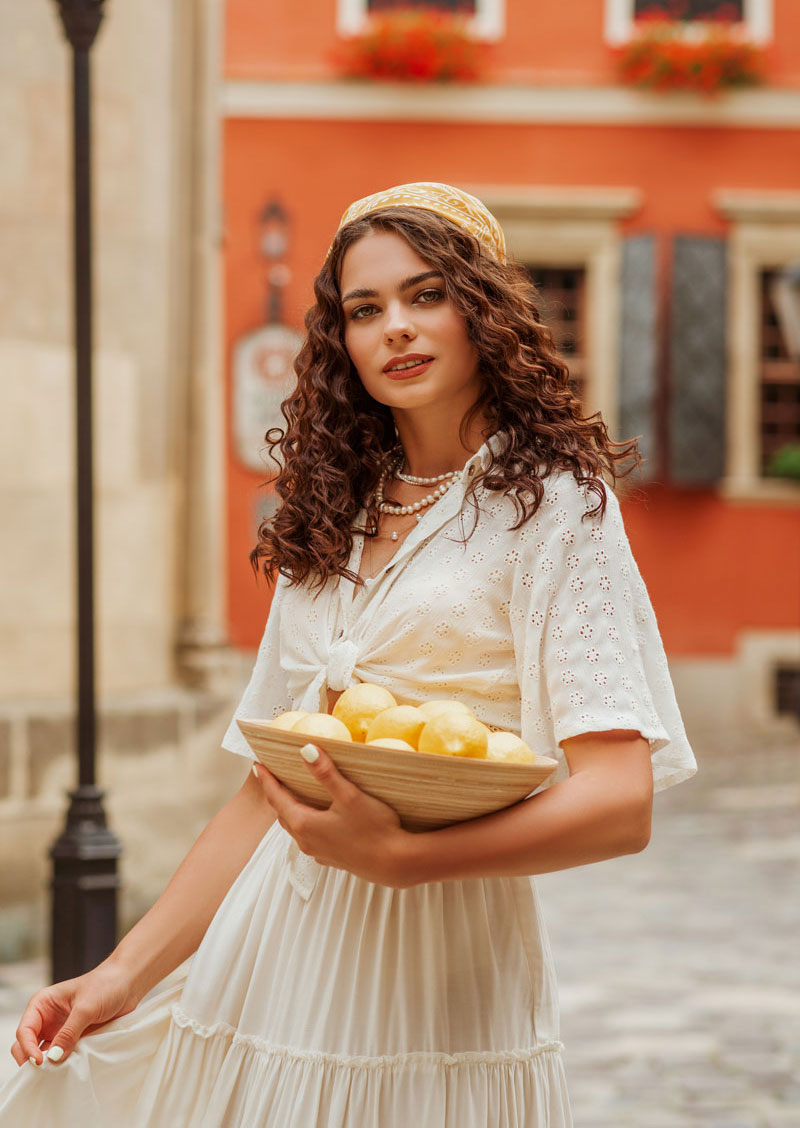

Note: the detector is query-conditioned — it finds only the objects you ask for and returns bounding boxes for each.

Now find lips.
[382,353,434,374]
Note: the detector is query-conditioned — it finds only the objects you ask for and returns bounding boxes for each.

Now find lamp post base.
[49,784,122,983]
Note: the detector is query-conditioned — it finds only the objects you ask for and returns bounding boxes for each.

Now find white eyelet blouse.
[224,431,697,789]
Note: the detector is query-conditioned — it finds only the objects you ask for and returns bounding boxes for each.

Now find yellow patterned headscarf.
[334,182,506,263]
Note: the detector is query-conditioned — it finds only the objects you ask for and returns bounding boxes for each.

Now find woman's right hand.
[10,961,140,1068]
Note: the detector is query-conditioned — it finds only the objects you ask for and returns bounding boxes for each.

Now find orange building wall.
[622,490,800,656]
[224,116,800,652]
[225,0,800,86]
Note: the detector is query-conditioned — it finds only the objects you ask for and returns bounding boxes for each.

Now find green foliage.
[765,443,800,480]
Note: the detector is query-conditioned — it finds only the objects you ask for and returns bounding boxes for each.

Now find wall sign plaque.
[233,322,302,474]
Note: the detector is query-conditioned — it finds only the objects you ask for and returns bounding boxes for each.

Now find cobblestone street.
[1,723,798,1124]
[539,723,800,1127]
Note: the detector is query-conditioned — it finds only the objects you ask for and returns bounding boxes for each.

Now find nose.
[383,301,416,345]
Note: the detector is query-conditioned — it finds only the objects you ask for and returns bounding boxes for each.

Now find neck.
[391,409,491,479]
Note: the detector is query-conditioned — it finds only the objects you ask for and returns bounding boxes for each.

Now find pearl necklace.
[374,452,461,540]
[393,465,459,486]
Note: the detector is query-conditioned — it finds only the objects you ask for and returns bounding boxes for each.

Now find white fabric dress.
[0,434,697,1127]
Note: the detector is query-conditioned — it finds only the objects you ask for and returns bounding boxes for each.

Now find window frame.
[470,187,642,450]
[714,190,800,502]
[736,630,800,731]
[337,0,505,41]
[523,265,589,401]
[604,0,773,44]
[759,268,800,476]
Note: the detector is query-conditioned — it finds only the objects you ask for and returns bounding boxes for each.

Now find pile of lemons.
[269,683,537,764]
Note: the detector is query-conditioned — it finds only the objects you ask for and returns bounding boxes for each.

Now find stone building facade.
[0,0,244,958]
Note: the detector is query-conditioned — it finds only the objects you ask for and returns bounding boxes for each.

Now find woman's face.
[340,229,482,417]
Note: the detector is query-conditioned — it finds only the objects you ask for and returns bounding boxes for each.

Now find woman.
[2,183,696,1126]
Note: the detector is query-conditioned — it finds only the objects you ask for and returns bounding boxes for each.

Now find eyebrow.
[341,270,443,304]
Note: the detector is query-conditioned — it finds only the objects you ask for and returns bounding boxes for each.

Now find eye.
[415,288,444,305]
[348,303,379,321]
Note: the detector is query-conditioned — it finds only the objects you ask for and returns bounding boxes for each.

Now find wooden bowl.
[238,719,558,832]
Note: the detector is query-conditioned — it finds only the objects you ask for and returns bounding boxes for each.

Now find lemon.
[332,682,397,742]
[418,711,489,759]
[366,737,416,751]
[486,731,537,764]
[417,699,474,721]
[291,713,352,742]
[269,710,309,731]
[365,705,427,749]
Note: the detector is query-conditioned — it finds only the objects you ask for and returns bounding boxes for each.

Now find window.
[369,0,477,11]
[714,189,800,499]
[634,0,743,18]
[775,665,800,721]
[760,270,800,477]
[473,186,642,448]
[338,0,504,40]
[737,631,800,728]
[605,0,772,43]
[526,266,587,405]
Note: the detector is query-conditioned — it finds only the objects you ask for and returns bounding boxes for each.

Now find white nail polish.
[46,1045,64,1062]
[29,1056,38,1066]
[251,764,259,778]
[300,743,319,764]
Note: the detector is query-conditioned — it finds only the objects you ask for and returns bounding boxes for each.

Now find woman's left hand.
[252,743,412,887]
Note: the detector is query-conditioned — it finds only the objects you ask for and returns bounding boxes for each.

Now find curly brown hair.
[251,207,643,593]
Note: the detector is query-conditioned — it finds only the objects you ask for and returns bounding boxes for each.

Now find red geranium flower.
[612,13,764,96]
[334,8,488,84]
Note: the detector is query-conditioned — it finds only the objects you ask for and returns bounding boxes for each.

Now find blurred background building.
[1,0,798,958]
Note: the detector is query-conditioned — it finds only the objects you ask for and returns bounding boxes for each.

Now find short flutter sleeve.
[221,573,295,760]
[510,472,696,792]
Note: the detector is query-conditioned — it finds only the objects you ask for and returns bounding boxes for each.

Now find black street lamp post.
[48,0,122,983]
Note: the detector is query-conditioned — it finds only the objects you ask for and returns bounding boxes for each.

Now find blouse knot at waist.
[327,638,360,691]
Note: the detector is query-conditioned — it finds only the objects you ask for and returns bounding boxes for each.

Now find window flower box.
[766,442,800,481]
[613,10,766,94]
[334,8,489,83]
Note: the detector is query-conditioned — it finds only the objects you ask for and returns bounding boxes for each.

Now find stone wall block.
[96,350,140,489]
[0,85,28,214]
[194,695,235,731]
[97,486,172,627]
[140,708,181,751]
[27,715,74,798]
[0,2,65,83]
[0,497,73,628]
[94,0,173,242]
[0,340,72,489]
[95,239,172,479]
[26,81,70,222]
[0,222,69,342]
[100,706,181,756]
[0,626,75,704]
[95,94,145,232]
[96,625,174,698]
[0,722,11,799]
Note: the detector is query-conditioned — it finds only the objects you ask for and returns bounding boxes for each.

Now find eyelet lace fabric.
[224,434,696,801]
[223,438,695,904]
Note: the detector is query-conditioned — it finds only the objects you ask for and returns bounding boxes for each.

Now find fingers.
[256,768,318,853]
[297,743,360,805]
[10,1040,32,1067]
[15,996,49,1063]
[41,1002,93,1065]
[253,764,308,830]
[15,996,90,1068]
[252,745,362,859]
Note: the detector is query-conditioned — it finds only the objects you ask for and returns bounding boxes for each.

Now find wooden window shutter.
[668,235,728,485]
[619,234,659,481]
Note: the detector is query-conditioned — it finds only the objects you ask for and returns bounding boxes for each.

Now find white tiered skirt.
[0,822,572,1126]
